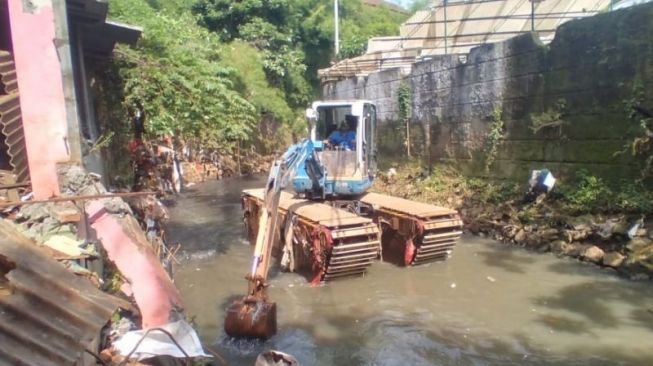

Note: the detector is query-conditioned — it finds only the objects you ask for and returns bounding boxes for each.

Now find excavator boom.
[225,140,324,339]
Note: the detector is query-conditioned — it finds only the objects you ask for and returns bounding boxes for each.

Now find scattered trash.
[627,218,643,239]
[486,276,496,282]
[113,320,209,361]
[450,283,456,288]
[525,169,556,202]
[255,350,300,366]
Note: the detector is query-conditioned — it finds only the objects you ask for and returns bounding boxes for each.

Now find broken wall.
[322,3,653,181]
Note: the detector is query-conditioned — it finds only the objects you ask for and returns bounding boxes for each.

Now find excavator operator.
[325,115,357,150]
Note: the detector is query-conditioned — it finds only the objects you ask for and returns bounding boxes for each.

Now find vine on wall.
[398,81,412,157]
[530,98,567,139]
[619,82,653,180]
[484,108,505,172]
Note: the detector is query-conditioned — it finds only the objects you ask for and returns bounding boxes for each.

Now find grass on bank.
[374,160,653,217]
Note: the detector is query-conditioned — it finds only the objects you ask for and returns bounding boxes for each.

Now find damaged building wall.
[5,0,80,198]
[322,3,653,181]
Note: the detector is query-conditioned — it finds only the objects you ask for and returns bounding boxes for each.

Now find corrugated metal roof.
[0,50,30,184]
[0,51,17,94]
[0,220,124,365]
[320,0,610,79]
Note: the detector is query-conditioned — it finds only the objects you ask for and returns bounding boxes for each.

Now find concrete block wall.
[322,3,653,181]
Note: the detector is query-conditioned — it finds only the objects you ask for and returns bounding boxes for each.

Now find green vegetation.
[378,161,652,216]
[558,170,653,214]
[408,0,430,12]
[109,0,256,148]
[530,98,567,138]
[484,108,505,172]
[105,0,407,156]
[620,82,653,179]
[192,0,408,90]
[397,81,412,156]
[376,161,520,207]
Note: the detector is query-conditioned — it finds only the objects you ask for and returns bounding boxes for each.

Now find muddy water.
[168,177,653,366]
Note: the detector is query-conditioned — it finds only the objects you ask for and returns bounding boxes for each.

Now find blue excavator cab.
[293,100,378,198]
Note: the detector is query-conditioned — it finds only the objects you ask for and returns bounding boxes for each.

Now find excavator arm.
[250,139,324,287]
[225,139,324,339]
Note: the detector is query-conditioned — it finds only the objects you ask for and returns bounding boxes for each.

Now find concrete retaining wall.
[322,4,653,180]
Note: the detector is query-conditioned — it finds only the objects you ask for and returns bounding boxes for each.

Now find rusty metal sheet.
[0,220,124,365]
[243,188,371,228]
[0,50,30,184]
[0,51,17,94]
[359,192,457,219]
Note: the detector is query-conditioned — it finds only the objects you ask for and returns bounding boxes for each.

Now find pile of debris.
[0,164,213,365]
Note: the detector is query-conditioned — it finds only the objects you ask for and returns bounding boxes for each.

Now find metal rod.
[364,28,558,42]
[0,191,157,208]
[0,181,30,190]
[443,0,448,55]
[334,0,340,57]
[403,12,597,26]
[531,0,535,31]
[432,0,504,8]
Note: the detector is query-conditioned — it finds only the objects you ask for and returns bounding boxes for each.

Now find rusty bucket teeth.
[224,298,277,339]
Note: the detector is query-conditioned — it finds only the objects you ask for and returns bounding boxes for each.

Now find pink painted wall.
[87,200,184,328]
[7,0,71,198]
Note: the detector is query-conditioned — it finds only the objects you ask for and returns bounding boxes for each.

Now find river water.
[167,176,653,366]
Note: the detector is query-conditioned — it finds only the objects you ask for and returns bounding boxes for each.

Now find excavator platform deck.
[241,189,463,283]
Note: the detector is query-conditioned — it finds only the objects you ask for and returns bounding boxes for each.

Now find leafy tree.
[108,0,257,147]
[219,41,293,123]
[193,0,408,101]
[104,0,409,155]
[409,0,430,12]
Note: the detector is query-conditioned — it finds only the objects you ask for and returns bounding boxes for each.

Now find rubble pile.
[0,164,212,365]
[374,164,653,281]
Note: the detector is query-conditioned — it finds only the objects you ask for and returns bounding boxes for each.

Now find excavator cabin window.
[316,106,353,142]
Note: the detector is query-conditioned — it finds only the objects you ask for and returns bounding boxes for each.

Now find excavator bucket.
[224,297,277,339]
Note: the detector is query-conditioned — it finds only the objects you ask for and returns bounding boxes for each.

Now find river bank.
[373,162,653,281]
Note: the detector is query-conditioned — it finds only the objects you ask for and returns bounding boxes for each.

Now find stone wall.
[322,4,653,181]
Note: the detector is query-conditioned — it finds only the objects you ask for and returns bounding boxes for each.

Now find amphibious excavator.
[225,100,463,339]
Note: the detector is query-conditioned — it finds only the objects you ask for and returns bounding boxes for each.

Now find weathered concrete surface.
[323,4,653,181]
